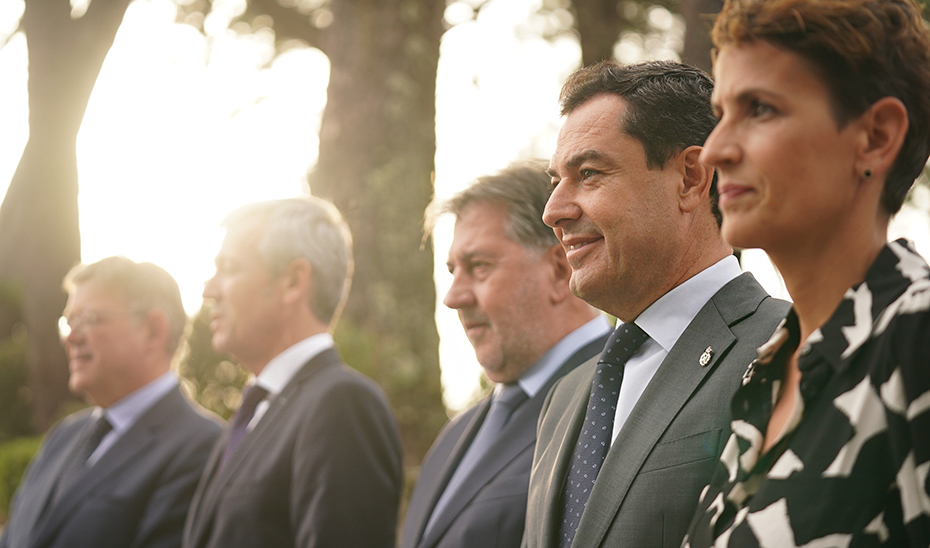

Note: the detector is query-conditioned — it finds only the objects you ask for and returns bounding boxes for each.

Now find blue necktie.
[558,323,648,548]
[53,413,112,502]
[221,384,268,466]
[424,383,528,537]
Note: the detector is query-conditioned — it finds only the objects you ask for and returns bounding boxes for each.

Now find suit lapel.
[570,273,766,548]
[15,417,90,548]
[30,389,181,548]
[536,362,597,548]
[413,397,492,548]
[185,349,338,548]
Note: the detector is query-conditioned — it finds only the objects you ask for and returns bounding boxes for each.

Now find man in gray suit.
[399,162,611,548]
[1,256,221,548]
[525,61,790,548]
[182,197,402,548]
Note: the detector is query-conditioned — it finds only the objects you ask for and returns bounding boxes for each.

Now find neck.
[770,219,887,342]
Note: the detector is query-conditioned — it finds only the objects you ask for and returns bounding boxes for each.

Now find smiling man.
[1,257,221,548]
[399,162,610,548]
[522,61,790,548]
[182,197,402,548]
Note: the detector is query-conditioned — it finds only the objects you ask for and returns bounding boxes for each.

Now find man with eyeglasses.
[0,256,221,548]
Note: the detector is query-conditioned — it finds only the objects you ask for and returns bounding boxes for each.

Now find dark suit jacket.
[399,333,609,548]
[0,386,221,548]
[523,273,790,548]
[182,347,403,548]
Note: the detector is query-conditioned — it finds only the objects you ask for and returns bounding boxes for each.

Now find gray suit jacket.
[182,347,403,548]
[523,273,789,548]
[400,334,609,548]
[0,386,221,548]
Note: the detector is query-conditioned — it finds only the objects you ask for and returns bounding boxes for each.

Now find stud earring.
[864,168,873,179]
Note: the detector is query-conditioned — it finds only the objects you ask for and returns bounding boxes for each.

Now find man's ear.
[546,244,573,304]
[677,145,714,214]
[856,96,909,182]
[279,258,313,305]
[142,308,170,349]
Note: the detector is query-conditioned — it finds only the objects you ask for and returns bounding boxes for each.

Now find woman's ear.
[856,96,909,180]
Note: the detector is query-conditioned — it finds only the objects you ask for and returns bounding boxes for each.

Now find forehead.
[448,202,519,255]
[66,280,124,311]
[712,41,829,105]
[218,221,264,259]
[551,94,648,169]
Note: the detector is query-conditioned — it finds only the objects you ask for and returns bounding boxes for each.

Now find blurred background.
[0,0,928,524]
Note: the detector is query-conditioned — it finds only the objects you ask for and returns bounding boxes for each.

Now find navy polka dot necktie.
[558,323,648,548]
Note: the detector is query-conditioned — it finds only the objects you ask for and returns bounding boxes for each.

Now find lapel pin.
[699,346,713,366]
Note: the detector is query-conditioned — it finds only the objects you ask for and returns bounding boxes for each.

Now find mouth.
[561,234,602,261]
[718,182,755,208]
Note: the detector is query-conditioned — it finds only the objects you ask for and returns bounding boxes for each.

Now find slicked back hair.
[223,196,353,326]
[559,60,721,226]
[435,160,559,251]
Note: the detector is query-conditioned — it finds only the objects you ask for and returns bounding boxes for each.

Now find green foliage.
[0,281,32,443]
[0,331,32,443]
[0,436,42,525]
[178,305,248,421]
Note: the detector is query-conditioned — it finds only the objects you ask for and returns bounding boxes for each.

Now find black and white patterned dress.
[682,239,930,548]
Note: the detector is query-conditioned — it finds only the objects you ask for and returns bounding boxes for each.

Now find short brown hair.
[64,256,188,358]
[712,0,930,214]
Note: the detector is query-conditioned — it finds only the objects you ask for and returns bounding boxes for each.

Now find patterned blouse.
[682,239,930,547]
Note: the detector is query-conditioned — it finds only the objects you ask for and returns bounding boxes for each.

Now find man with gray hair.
[182,196,403,548]
[1,256,221,548]
[399,162,611,548]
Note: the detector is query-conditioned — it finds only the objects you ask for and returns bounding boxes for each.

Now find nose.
[61,319,84,346]
[443,272,476,310]
[542,183,581,228]
[202,273,218,300]
[700,120,741,169]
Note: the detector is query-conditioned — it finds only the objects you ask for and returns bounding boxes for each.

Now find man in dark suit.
[399,162,611,548]
[0,256,221,548]
[182,197,402,548]
[524,61,790,548]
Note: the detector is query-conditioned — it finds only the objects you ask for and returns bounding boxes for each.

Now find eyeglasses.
[59,309,146,339]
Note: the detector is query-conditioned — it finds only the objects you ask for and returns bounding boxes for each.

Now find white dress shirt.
[89,371,178,464]
[248,332,334,429]
[610,255,742,442]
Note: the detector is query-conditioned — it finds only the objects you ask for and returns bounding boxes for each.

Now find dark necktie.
[221,383,268,466]
[423,383,528,537]
[558,323,649,548]
[53,413,112,502]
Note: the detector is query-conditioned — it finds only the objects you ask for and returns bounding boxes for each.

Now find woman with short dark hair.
[682,1,930,546]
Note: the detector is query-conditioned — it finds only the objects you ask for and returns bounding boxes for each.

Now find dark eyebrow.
[566,150,605,171]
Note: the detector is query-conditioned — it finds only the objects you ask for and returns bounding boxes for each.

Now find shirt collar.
[103,371,178,433]
[515,315,613,398]
[255,333,334,396]
[635,255,742,352]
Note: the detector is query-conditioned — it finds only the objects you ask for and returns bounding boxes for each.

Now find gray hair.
[432,160,558,250]
[64,256,188,358]
[223,196,353,325]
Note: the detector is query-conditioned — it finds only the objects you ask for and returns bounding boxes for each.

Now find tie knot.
[494,383,528,410]
[599,323,648,367]
[233,384,268,425]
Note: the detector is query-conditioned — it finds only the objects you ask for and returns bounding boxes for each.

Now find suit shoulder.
[711,272,790,327]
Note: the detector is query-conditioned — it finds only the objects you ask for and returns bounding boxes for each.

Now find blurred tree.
[178,0,448,465]
[0,0,132,433]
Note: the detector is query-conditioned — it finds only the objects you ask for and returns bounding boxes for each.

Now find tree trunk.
[0,0,132,432]
[309,0,447,465]
[572,0,627,66]
[681,0,722,73]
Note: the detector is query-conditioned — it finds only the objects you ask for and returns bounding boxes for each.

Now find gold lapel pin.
[699,346,713,366]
